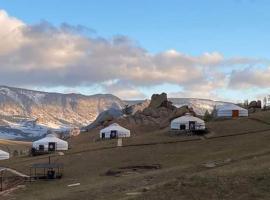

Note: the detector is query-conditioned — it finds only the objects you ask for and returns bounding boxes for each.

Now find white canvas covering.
[215,104,248,117]
[0,149,9,160]
[170,113,206,130]
[100,123,130,139]
[32,134,68,151]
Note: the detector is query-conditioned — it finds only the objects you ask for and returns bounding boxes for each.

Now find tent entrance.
[189,121,196,130]
[232,110,239,117]
[48,142,56,151]
[101,132,105,139]
[180,124,186,130]
[110,130,117,139]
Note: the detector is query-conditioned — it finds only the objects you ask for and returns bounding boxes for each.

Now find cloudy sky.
[0,0,270,101]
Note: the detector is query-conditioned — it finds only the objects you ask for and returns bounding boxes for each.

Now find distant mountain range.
[0,86,231,140]
[0,86,124,140]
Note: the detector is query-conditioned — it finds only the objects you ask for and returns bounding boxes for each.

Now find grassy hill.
[2,111,270,199]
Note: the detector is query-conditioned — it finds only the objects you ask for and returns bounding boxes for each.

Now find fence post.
[0,171,3,192]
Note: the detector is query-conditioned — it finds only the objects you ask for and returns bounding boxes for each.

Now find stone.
[149,93,168,108]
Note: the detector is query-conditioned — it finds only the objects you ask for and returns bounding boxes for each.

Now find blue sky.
[0,0,270,101]
[2,0,270,57]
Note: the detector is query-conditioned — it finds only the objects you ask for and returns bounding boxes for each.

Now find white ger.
[0,149,9,160]
[100,123,130,139]
[214,104,248,117]
[170,113,206,131]
[32,134,68,151]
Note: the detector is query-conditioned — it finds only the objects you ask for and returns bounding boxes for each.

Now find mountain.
[0,86,124,140]
[169,98,230,116]
[0,86,233,140]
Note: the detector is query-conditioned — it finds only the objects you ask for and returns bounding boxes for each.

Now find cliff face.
[0,86,126,139]
[0,86,124,127]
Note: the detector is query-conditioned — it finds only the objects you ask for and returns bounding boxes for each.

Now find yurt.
[0,149,10,160]
[215,104,248,117]
[170,113,206,131]
[100,123,130,139]
[32,134,68,151]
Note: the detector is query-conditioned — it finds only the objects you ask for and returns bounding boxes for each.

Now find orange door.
[232,110,239,117]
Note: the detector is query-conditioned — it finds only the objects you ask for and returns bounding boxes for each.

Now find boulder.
[248,101,258,108]
[86,108,123,129]
[257,100,262,108]
[149,93,168,108]
[248,100,262,109]
[123,100,150,115]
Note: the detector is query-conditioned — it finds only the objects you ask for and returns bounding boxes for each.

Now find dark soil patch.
[105,164,161,177]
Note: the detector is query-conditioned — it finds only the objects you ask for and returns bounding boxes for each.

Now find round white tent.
[100,123,130,139]
[215,104,248,117]
[0,149,9,160]
[32,134,68,151]
[170,113,206,131]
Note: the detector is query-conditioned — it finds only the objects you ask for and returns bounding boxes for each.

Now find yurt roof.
[216,104,247,111]
[101,123,130,133]
[171,113,204,123]
[33,134,67,144]
[0,149,9,156]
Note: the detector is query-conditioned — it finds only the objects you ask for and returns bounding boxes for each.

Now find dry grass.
[2,114,270,199]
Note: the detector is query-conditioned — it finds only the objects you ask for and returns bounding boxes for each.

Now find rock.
[142,107,159,118]
[249,101,258,108]
[87,92,195,133]
[123,100,150,115]
[257,100,262,108]
[86,108,123,129]
[149,93,168,108]
[248,100,262,109]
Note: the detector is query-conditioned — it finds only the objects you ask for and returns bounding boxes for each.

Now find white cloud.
[0,10,25,54]
[229,66,270,89]
[0,9,267,100]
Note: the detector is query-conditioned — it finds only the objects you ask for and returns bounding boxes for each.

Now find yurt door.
[232,110,239,117]
[180,124,186,130]
[48,142,56,151]
[110,130,117,139]
[189,121,196,130]
[101,132,105,139]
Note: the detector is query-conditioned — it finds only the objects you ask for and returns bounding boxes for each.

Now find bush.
[204,110,213,122]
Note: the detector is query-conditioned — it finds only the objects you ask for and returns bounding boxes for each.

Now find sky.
[0,0,270,102]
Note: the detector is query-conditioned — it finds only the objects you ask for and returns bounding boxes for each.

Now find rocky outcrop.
[123,100,150,115]
[149,93,168,108]
[248,100,262,113]
[86,108,123,129]
[248,100,262,109]
[88,92,195,131]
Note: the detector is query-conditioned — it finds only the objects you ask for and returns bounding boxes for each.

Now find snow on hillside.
[0,86,125,140]
[0,131,24,140]
[169,98,231,116]
[0,86,235,140]
[0,118,72,140]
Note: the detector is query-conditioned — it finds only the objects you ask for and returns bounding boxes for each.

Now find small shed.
[100,123,130,139]
[170,113,206,131]
[0,149,9,160]
[32,134,68,152]
[30,163,64,180]
[215,104,248,117]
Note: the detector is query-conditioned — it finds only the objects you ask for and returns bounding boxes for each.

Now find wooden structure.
[30,163,64,180]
